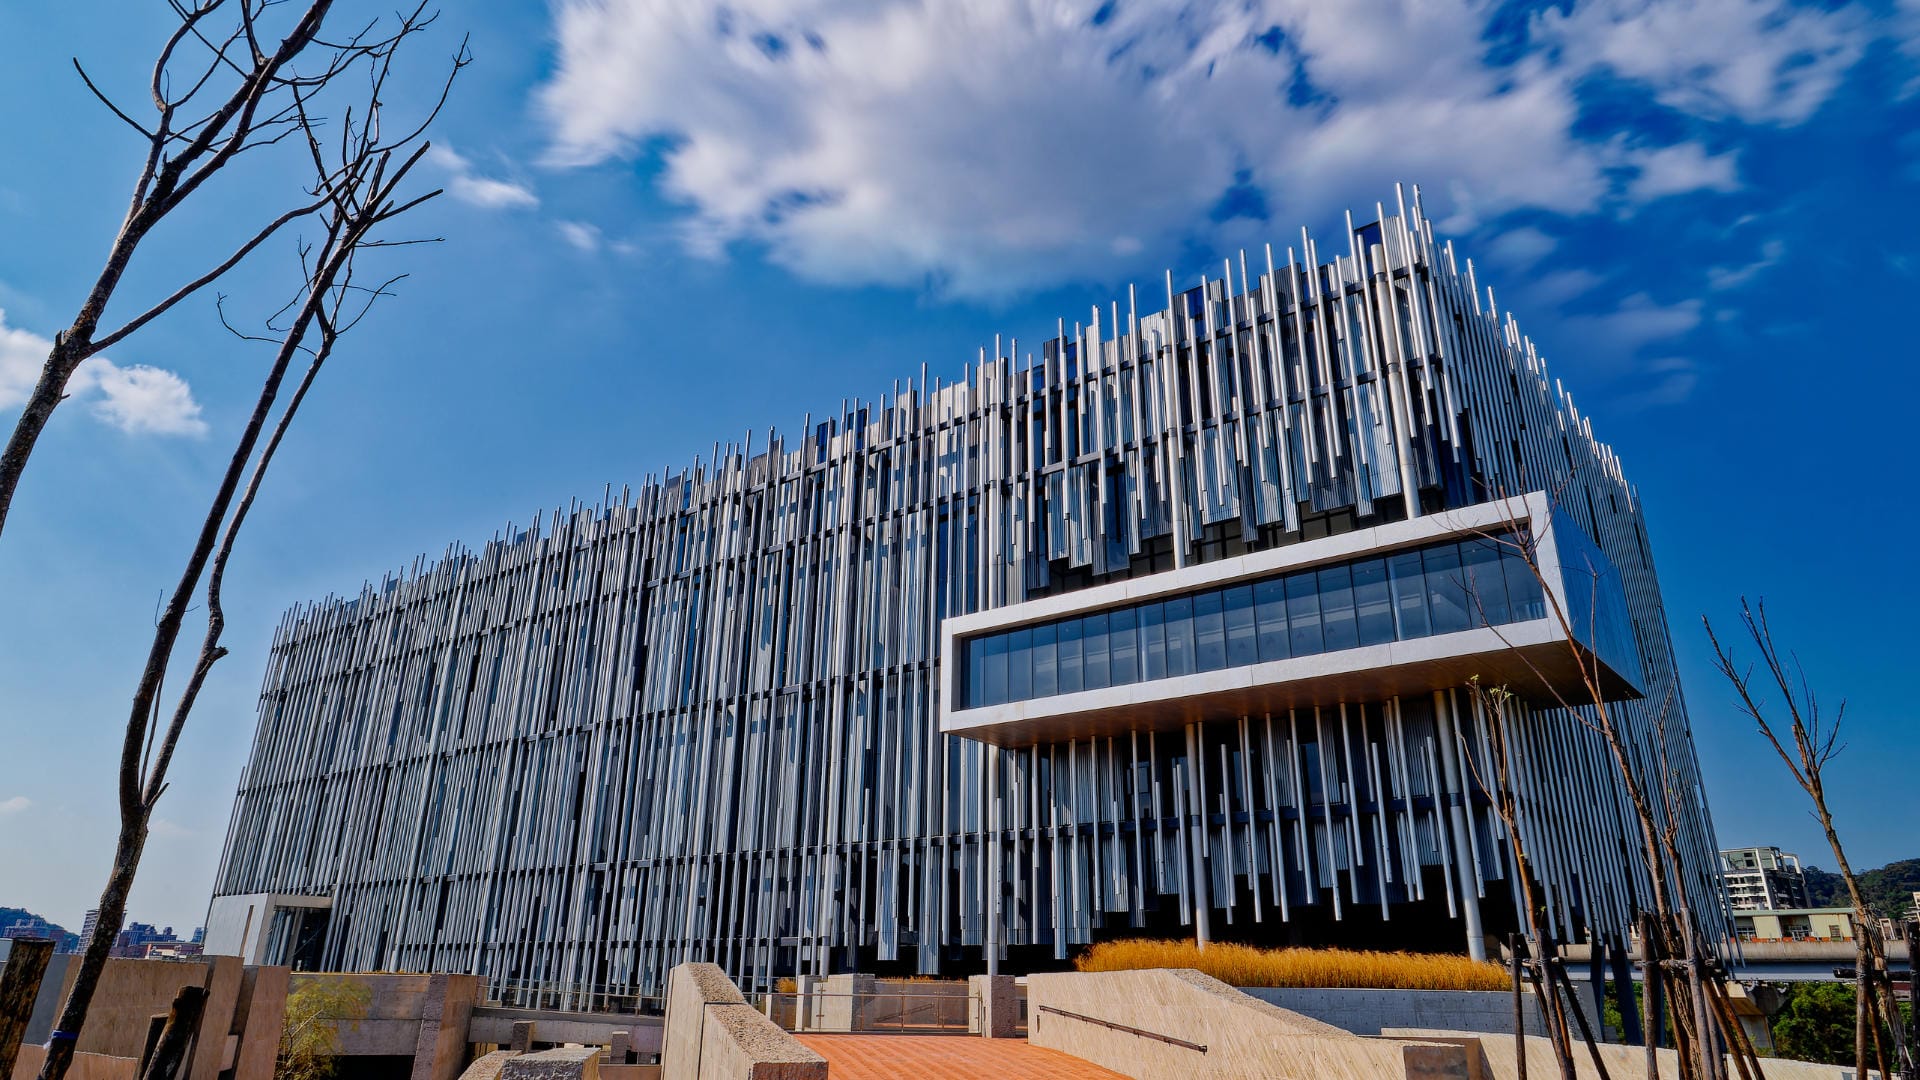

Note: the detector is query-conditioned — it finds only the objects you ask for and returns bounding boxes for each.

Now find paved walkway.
[794,1034,1128,1079]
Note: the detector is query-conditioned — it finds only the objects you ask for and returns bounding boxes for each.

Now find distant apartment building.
[143,940,205,960]
[1,916,58,942]
[111,922,182,959]
[1732,906,1858,943]
[79,908,106,942]
[1720,847,1809,911]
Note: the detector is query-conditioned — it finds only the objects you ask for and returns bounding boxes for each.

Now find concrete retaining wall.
[1387,1028,1880,1080]
[1026,968,1472,1080]
[661,964,823,1080]
[290,971,433,1056]
[1238,986,1546,1037]
[9,1044,137,1080]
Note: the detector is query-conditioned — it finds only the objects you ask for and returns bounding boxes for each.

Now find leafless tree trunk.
[34,13,464,1079]
[1704,599,1912,1080]
[1451,488,1762,1080]
[0,0,435,542]
[1463,680,1583,1079]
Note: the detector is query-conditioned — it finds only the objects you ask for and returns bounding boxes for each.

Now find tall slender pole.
[1642,914,1662,1079]
[1510,933,1529,1080]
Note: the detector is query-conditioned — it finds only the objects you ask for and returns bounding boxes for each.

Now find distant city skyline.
[3,0,1920,935]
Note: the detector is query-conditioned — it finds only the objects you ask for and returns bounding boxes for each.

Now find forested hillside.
[1802,859,1920,918]
[0,905,79,951]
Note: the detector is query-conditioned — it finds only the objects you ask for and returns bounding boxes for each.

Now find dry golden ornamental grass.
[1074,939,1508,991]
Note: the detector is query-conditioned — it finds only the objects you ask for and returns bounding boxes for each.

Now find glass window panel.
[1389,550,1430,639]
[1503,546,1546,621]
[1460,539,1511,626]
[1077,613,1105,692]
[1286,572,1324,655]
[967,636,986,707]
[981,633,1009,707]
[1424,543,1471,635]
[1255,577,1290,661]
[1108,608,1139,686]
[1352,558,1395,646]
[1193,590,1227,672]
[1318,564,1357,652]
[1031,622,1057,697]
[1224,585,1257,667]
[1008,627,1033,701]
[1141,602,1167,680]
[1057,619,1082,695]
[1164,595,1195,677]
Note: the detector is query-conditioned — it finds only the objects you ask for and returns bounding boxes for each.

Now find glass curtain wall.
[963,535,1546,709]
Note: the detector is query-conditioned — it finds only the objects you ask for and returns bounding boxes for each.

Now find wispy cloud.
[1485,226,1557,269]
[557,220,603,252]
[1626,356,1701,408]
[2,309,206,436]
[1624,142,1741,205]
[1560,292,1704,357]
[1708,238,1786,291]
[428,146,539,210]
[1527,268,1606,308]
[0,795,29,815]
[1538,0,1867,125]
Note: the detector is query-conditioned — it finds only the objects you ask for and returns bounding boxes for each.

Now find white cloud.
[1627,356,1701,407]
[1901,0,1920,96]
[2,310,206,437]
[557,220,603,252]
[539,0,1621,296]
[428,146,539,211]
[536,0,1870,297]
[1527,268,1607,308]
[73,361,208,436]
[1624,142,1741,204]
[0,795,29,814]
[1559,292,1704,357]
[2,308,48,409]
[1539,0,1868,125]
[1485,227,1558,269]
[1708,238,1786,290]
[149,818,193,838]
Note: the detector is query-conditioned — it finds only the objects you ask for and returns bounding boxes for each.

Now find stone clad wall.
[1238,986,1545,1037]
[661,964,822,1080]
[1026,968,1470,1080]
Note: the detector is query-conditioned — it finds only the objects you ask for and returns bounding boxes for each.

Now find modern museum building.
[204,189,1724,1005]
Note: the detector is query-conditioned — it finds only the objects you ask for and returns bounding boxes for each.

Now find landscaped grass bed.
[1074,939,1510,991]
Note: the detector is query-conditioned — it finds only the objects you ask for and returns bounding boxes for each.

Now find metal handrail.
[1036,1004,1207,1053]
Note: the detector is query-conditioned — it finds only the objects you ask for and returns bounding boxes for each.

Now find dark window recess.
[959,533,1547,708]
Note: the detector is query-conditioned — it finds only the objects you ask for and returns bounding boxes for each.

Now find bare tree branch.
[35,15,458,1076]
[0,0,460,545]
[1703,600,1911,1079]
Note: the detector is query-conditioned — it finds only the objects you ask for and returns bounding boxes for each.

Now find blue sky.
[1,0,1916,935]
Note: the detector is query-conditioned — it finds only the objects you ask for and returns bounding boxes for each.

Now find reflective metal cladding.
[212,187,1721,1005]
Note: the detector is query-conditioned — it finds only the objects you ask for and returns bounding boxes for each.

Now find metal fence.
[749,989,978,1035]
[488,976,664,1016]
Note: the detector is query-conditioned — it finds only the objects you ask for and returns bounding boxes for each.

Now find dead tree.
[1461,677,1586,1080]
[34,15,464,1080]
[1704,599,1913,1080]
[1451,490,1762,1080]
[0,0,426,542]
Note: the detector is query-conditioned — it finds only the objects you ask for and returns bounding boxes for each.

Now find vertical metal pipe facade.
[211,190,1723,1001]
